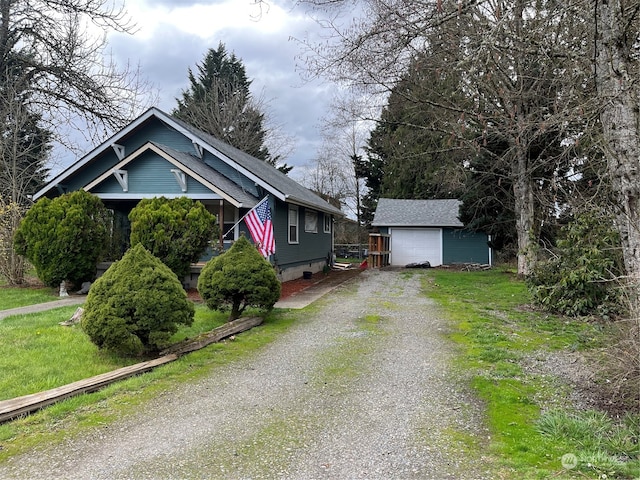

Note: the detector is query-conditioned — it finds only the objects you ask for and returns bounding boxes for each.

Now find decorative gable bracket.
[170,169,187,192]
[112,169,128,192]
[192,141,203,159]
[112,143,126,160]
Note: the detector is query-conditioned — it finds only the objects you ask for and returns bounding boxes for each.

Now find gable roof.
[35,107,343,216]
[372,198,463,227]
[82,141,257,208]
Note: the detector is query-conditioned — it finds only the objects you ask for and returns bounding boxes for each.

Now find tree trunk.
[596,0,640,317]
[513,147,536,277]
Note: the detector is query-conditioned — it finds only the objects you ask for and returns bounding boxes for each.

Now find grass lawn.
[423,267,639,480]
[0,285,59,310]
[0,304,229,401]
[0,299,296,462]
[0,269,637,479]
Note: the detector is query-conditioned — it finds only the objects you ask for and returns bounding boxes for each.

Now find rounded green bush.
[82,243,194,356]
[197,235,281,320]
[129,196,216,279]
[13,190,108,288]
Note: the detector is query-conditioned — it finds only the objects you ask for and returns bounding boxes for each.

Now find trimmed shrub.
[82,243,194,356]
[198,235,281,320]
[129,196,216,279]
[528,210,625,318]
[13,190,108,288]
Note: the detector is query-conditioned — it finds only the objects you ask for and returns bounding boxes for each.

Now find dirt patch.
[522,347,639,416]
[187,267,364,302]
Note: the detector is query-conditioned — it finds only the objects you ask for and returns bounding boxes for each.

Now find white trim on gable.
[170,169,187,192]
[112,169,128,192]
[34,108,162,200]
[83,142,244,207]
[192,141,203,159]
[94,193,221,200]
[111,143,126,160]
[35,108,288,203]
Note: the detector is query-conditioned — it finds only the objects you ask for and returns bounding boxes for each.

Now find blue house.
[33,108,343,283]
[371,198,491,267]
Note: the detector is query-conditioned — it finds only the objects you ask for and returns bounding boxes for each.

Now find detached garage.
[372,198,491,267]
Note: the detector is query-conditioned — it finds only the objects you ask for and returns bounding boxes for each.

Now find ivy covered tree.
[82,243,194,356]
[128,196,216,280]
[197,235,280,321]
[13,190,108,289]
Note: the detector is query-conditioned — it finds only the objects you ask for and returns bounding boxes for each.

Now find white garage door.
[390,228,442,266]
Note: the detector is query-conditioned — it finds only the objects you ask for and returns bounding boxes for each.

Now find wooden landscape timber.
[159,316,264,356]
[0,316,264,424]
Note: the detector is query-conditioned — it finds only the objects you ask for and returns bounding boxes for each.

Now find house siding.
[93,153,213,195]
[270,200,332,279]
[38,109,344,284]
[442,228,490,264]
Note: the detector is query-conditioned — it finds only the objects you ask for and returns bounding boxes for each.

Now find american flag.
[245,197,275,257]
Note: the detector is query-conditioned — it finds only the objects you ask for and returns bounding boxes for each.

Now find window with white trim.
[305,210,318,233]
[323,214,331,233]
[288,206,299,244]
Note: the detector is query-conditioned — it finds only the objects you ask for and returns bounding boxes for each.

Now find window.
[324,214,331,233]
[222,203,238,243]
[305,210,318,233]
[288,206,298,243]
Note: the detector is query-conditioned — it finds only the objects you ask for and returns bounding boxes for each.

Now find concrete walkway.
[0,296,86,320]
[273,281,343,309]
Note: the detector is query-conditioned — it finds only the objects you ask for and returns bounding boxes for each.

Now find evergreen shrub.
[528,210,624,318]
[13,190,108,288]
[197,235,280,320]
[129,196,216,279]
[82,243,194,356]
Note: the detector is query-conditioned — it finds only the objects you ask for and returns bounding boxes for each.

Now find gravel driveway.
[0,269,490,479]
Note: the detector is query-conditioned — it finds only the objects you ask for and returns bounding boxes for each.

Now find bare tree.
[0,72,51,284]
[0,0,152,151]
[295,0,591,276]
[593,0,640,318]
[0,76,51,206]
[304,93,371,222]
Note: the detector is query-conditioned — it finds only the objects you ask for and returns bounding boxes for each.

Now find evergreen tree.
[361,45,470,227]
[173,43,278,167]
[13,190,109,288]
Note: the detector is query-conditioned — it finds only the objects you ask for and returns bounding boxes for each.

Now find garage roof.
[372,198,464,227]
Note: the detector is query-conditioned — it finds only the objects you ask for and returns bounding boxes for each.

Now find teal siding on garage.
[442,228,490,264]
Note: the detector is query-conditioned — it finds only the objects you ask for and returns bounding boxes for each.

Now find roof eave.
[285,194,344,217]
[33,107,164,201]
[372,223,464,228]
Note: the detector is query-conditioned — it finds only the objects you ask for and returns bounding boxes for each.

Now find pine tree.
[173,43,272,164]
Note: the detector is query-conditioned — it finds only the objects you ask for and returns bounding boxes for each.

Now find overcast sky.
[101,0,347,182]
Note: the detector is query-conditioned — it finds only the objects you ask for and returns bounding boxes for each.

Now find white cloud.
[125,0,293,40]
[101,1,348,170]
